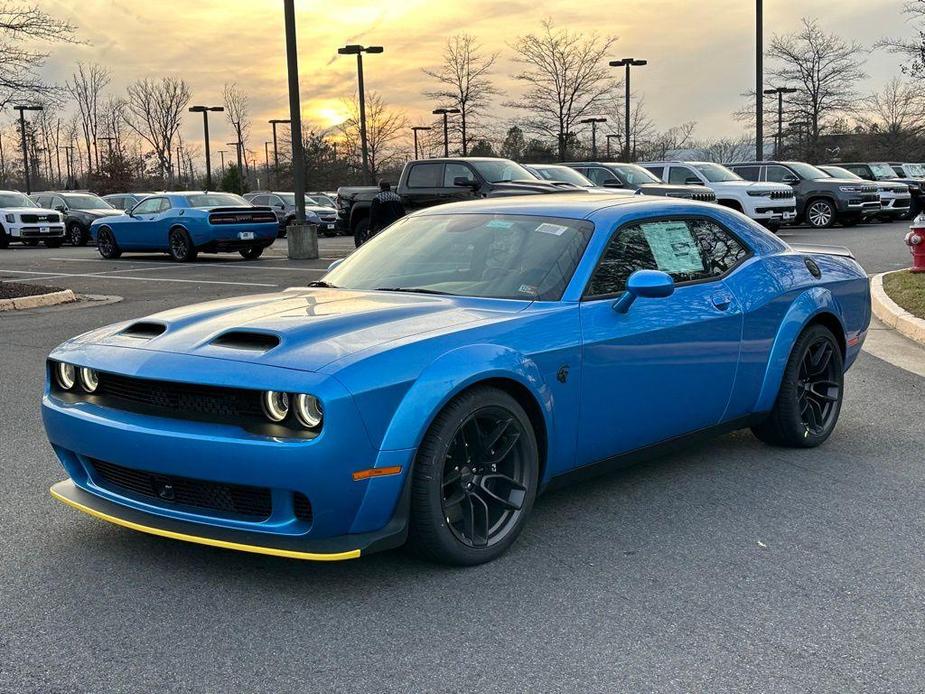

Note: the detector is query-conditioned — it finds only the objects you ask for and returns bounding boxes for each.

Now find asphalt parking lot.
[2,220,923,693]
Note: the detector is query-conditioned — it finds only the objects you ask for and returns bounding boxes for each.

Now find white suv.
[641,161,797,230]
[0,190,65,248]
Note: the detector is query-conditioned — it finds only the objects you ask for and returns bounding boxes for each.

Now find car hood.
[2,207,59,215]
[83,288,528,373]
[75,208,122,218]
[489,179,584,195]
[306,205,336,215]
[713,180,791,191]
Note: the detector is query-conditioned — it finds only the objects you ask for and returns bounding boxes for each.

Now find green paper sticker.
[640,221,704,274]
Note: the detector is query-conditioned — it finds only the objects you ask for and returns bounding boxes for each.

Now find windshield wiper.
[374,287,452,296]
[307,280,338,288]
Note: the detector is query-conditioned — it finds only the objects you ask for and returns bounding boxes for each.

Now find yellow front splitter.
[50,483,361,562]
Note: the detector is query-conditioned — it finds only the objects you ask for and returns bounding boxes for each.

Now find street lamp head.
[365,46,384,54]
[412,126,433,131]
[269,119,291,125]
[609,58,647,67]
[337,44,363,55]
[209,106,225,112]
[13,105,44,111]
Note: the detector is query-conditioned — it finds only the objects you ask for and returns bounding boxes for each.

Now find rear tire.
[168,228,197,262]
[752,324,844,448]
[239,246,263,260]
[97,228,122,259]
[407,386,539,566]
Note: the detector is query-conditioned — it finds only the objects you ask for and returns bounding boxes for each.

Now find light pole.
[606,134,621,159]
[13,105,43,194]
[763,87,797,159]
[580,117,607,160]
[432,108,460,157]
[609,58,647,162]
[284,0,307,229]
[411,126,432,159]
[269,118,290,188]
[217,149,226,178]
[756,0,764,160]
[189,105,224,190]
[264,141,271,188]
[337,44,383,184]
[226,141,243,191]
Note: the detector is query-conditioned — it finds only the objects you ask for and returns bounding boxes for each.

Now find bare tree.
[508,20,618,160]
[857,77,925,135]
[877,1,925,78]
[124,77,191,183]
[766,18,867,157]
[337,91,407,180]
[68,63,111,174]
[0,3,78,107]
[643,121,697,160]
[423,34,499,156]
[223,82,250,179]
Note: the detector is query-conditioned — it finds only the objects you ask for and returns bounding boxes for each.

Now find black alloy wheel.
[796,336,842,437]
[409,386,538,565]
[67,222,87,246]
[168,229,197,262]
[97,228,121,259]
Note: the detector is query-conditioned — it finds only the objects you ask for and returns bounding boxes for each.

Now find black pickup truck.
[336,157,578,239]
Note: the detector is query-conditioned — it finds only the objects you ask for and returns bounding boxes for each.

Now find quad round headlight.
[293,394,323,429]
[79,367,99,393]
[54,362,76,390]
[262,390,290,422]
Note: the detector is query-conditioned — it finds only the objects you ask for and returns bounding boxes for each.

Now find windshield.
[531,166,593,186]
[277,193,327,207]
[785,162,829,180]
[870,163,898,179]
[324,213,593,301]
[820,166,860,180]
[184,193,249,208]
[469,159,538,183]
[63,194,112,209]
[310,194,336,207]
[906,163,925,177]
[693,163,742,182]
[0,192,37,208]
[609,164,662,185]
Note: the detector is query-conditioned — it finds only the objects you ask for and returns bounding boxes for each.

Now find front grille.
[691,192,717,202]
[90,458,272,519]
[209,211,277,225]
[97,372,264,419]
[20,213,59,223]
[770,190,795,200]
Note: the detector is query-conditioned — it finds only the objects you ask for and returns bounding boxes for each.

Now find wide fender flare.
[754,286,845,412]
[378,343,555,455]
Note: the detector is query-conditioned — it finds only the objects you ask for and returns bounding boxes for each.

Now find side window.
[732,166,760,181]
[584,167,614,185]
[765,165,794,183]
[846,165,870,179]
[587,218,749,297]
[444,163,473,186]
[668,166,697,185]
[157,198,172,212]
[52,196,66,210]
[250,195,266,206]
[642,165,664,179]
[133,198,162,215]
[406,163,443,188]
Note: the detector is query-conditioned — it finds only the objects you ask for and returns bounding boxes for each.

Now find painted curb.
[0,289,77,312]
[871,272,925,346]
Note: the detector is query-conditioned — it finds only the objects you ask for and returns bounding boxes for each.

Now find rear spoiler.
[788,243,855,259]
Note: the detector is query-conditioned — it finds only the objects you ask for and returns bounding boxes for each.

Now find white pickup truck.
[0,190,65,248]
[641,161,797,230]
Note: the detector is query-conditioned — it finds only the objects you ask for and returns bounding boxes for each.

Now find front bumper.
[8,224,65,239]
[42,346,414,560]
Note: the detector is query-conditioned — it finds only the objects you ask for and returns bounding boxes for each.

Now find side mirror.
[782,175,799,185]
[685,176,701,186]
[453,176,479,189]
[327,259,344,272]
[55,205,67,213]
[602,178,623,188]
[274,202,285,209]
[613,270,675,313]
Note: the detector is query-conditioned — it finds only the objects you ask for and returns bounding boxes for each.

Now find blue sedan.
[43,194,870,565]
[90,192,278,262]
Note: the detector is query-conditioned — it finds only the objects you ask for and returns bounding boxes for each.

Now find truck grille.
[690,192,717,202]
[770,190,794,200]
[21,213,60,223]
[90,458,273,519]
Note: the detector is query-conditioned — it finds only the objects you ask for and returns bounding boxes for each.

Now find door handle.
[711,292,734,311]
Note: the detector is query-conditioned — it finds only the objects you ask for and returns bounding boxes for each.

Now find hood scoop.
[120,322,167,340]
[210,330,281,352]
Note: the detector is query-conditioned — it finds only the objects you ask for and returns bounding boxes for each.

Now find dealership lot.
[2,221,924,692]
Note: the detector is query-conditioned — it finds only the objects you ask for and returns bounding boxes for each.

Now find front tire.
[353,218,370,248]
[408,386,539,565]
[752,324,844,448]
[805,199,836,229]
[239,246,264,260]
[67,222,87,246]
[97,228,122,259]
[0,230,8,249]
[168,228,197,262]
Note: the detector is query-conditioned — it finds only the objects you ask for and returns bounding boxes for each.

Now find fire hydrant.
[906,216,925,273]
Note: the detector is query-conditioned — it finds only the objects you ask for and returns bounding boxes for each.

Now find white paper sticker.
[535,222,569,236]
[640,221,704,274]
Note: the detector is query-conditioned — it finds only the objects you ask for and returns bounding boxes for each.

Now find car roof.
[407,192,699,220]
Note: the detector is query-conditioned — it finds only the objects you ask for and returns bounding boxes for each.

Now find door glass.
[133,198,162,215]
[587,218,748,296]
[406,163,443,188]
[444,163,473,186]
[157,198,172,212]
[585,167,614,185]
[732,166,760,181]
[668,166,697,185]
[765,165,794,183]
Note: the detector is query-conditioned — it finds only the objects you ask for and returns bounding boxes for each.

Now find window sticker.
[486,219,515,229]
[535,222,569,236]
[640,221,704,274]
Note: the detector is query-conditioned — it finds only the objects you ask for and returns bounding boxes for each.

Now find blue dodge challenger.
[44,194,870,565]
[90,191,278,262]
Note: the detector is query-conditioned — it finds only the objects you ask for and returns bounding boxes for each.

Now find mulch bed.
[0,281,65,300]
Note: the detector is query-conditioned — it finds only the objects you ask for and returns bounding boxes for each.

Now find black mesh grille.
[97,372,263,419]
[90,458,272,519]
[770,190,795,200]
[293,492,313,523]
[21,213,59,223]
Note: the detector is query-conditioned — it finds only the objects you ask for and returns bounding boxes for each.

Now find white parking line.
[0,269,278,287]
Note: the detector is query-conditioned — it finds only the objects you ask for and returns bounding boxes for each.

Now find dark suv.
[243,191,340,237]
[837,162,921,219]
[728,161,880,228]
[562,162,717,202]
[31,191,123,245]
